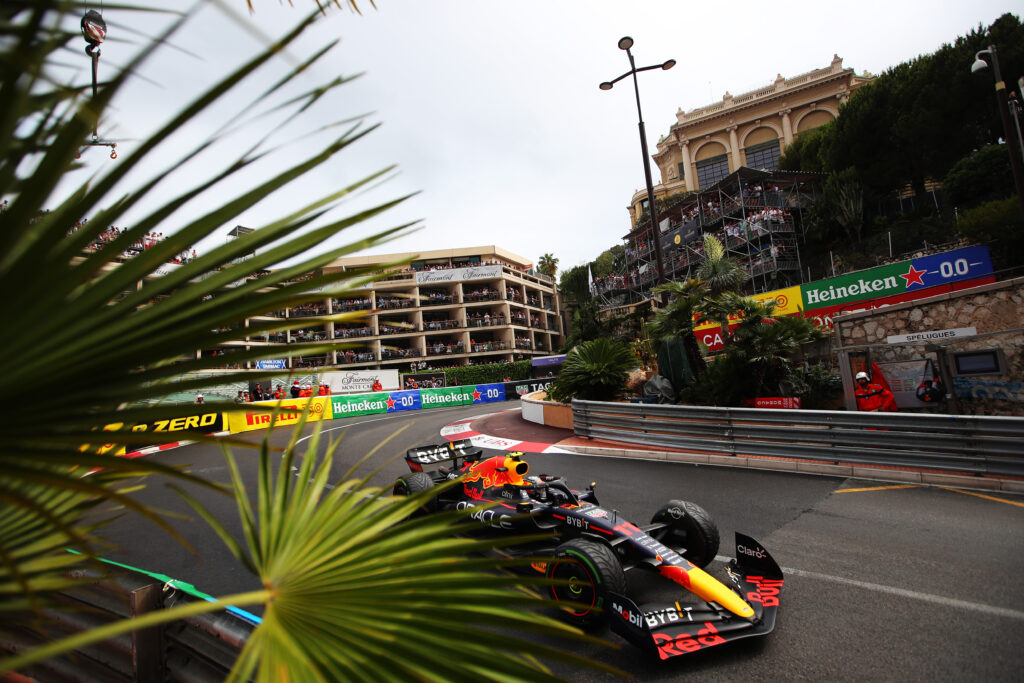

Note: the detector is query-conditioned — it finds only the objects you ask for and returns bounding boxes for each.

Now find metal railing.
[572,401,1024,477]
[1,569,252,682]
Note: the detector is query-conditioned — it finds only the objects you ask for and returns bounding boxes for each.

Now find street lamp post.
[601,37,675,304]
[972,44,1024,217]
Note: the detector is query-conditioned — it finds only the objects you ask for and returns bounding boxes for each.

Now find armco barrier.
[571,400,1024,477]
[0,567,253,682]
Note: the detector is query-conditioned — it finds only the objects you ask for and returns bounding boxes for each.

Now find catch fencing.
[571,400,1024,477]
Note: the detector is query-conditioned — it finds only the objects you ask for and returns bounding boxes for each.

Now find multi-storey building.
[600,56,872,309]
[230,246,562,371]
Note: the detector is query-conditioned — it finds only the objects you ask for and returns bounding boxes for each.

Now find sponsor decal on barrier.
[740,397,801,409]
[505,379,554,398]
[130,412,224,434]
[228,398,328,434]
[385,390,422,412]
[330,394,390,418]
[421,383,505,408]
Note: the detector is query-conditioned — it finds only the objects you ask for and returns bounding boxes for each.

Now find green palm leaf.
[0,3,619,678]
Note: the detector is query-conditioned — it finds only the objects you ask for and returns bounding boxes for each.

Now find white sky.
[60,0,1019,274]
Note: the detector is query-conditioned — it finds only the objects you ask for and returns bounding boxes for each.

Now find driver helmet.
[855,371,869,381]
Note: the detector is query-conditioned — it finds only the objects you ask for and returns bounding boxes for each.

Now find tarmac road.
[102,403,1024,681]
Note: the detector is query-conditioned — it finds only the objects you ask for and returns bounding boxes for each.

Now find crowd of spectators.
[425,340,465,356]
[468,311,504,327]
[382,347,423,360]
[331,297,372,311]
[463,287,500,302]
[376,295,414,310]
[335,326,373,339]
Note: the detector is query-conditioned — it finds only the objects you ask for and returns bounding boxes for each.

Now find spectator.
[234,390,245,404]
[195,393,204,404]
[371,379,383,391]
[290,380,301,399]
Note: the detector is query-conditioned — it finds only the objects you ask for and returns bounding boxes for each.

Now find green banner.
[420,386,477,409]
[801,262,908,308]
[330,394,390,418]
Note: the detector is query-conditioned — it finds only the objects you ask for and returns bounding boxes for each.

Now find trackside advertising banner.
[330,390,422,418]
[227,397,330,434]
[420,383,506,409]
[696,246,993,351]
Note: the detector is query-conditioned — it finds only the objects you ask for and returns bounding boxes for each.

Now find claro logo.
[737,544,767,559]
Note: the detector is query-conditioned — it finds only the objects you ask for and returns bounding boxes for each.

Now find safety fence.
[1,567,253,682]
[571,400,1024,477]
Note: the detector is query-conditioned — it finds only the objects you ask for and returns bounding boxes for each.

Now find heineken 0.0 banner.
[330,393,391,418]
[420,383,506,409]
[801,245,993,309]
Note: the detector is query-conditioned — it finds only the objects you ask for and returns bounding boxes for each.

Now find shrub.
[548,339,637,403]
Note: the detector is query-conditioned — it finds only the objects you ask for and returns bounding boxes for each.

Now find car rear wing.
[404,439,483,472]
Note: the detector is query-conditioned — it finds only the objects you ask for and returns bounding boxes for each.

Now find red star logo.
[900,265,926,288]
[472,390,482,402]
[386,395,396,410]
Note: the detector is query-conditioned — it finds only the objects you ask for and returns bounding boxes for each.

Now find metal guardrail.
[1,568,252,682]
[572,400,1024,477]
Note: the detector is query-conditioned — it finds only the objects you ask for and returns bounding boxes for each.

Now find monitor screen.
[953,350,1001,375]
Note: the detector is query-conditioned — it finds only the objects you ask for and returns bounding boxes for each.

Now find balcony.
[470,341,507,353]
[332,297,372,312]
[423,319,463,331]
[289,303,328,318]
[376,296,416,310]
[379,323,420,335]
[381,347,423,360]
[338,350,376,364]
[463,289,501,303]
[335,327,373,339]
[425,341,466,356]
[467,314,505,328]
[420,292,457,306]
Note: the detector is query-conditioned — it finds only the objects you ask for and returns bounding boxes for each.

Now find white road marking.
[714,556,1024,620]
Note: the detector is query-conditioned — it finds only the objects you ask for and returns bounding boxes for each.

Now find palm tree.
[537,253,559,278]
[648,278,709,381]
[0,4,611,678]
[719,292,826,398]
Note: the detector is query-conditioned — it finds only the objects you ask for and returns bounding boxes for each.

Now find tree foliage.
[0,3,615,678]
[548,339,637,403]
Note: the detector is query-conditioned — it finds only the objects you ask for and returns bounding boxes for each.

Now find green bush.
[405,360,533,387]
[548,339,637,403]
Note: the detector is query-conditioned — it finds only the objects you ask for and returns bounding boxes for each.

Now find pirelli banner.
[227,397,330,434]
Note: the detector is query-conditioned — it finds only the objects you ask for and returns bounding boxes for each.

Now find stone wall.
[833,277,1024,416]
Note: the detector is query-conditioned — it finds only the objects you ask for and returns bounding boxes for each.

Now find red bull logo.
[462,453,530,490]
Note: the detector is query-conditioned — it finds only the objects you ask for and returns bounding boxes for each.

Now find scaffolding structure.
[593,168,820,309]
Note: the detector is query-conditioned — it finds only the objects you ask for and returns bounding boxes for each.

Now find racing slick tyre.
[392,471,437,514]
[649,500,720,569]
[546,538,626,627]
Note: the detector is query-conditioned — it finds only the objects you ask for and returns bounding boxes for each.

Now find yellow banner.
[227,397,329,434]
[693,285,802,331]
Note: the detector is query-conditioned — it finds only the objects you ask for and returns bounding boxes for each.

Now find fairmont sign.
[415,265,502,284]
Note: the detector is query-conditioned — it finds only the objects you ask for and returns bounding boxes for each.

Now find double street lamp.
[971,43,1024,217]
[600,37,675,300]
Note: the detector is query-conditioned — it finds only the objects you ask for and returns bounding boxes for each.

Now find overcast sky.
[61,0,1017,275]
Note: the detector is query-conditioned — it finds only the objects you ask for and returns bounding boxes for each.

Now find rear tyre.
[649,500,720,569]
[546,538,626,627]
[393,471,437,514]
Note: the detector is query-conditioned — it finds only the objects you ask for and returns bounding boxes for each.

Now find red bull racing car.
[393,440,783,660]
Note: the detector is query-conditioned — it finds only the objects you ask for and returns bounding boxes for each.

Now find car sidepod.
[607,533,784,660]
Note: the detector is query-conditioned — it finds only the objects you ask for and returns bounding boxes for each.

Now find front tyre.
[546,538,626,626]
[649,500,720,569]
[393,471,437,514]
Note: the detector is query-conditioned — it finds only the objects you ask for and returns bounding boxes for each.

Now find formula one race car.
[393,440,783,660]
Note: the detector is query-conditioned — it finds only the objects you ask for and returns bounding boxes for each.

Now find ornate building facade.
[628,55,873,217]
